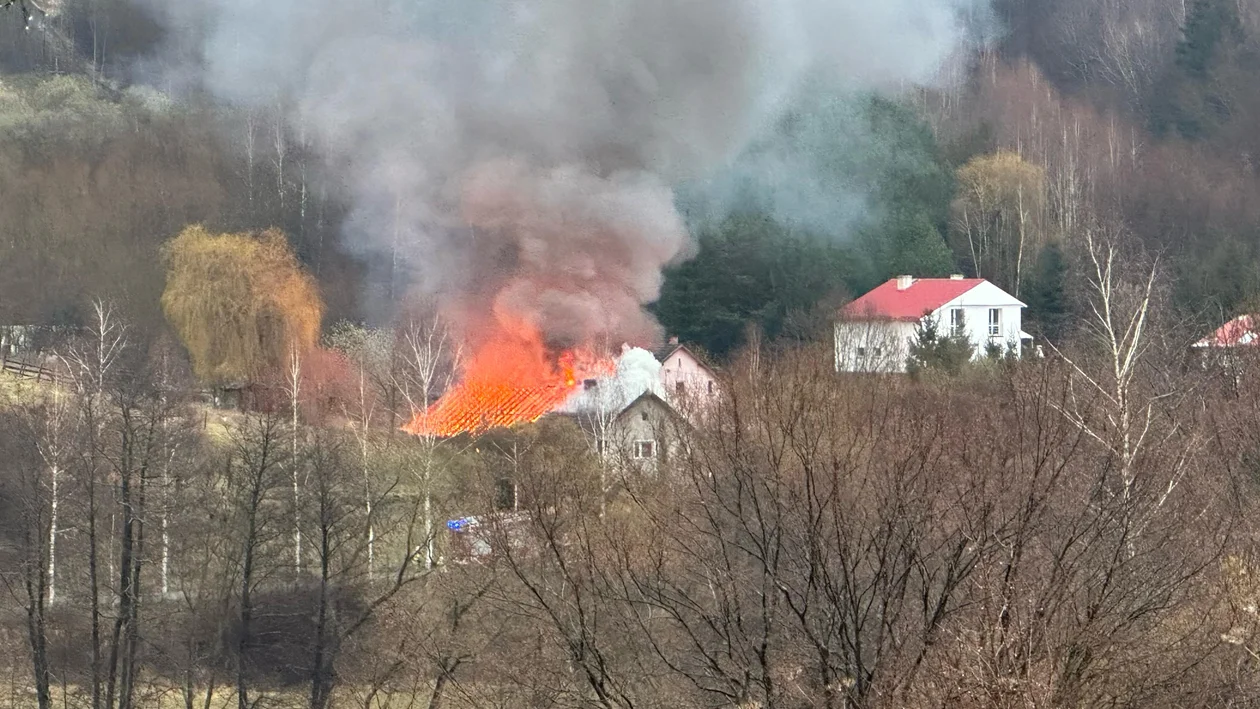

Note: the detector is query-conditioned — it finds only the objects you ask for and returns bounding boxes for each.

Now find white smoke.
[560,346,664,416]
[136,0,994,346]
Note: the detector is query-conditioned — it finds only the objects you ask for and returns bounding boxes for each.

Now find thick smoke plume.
[139,0,989,351]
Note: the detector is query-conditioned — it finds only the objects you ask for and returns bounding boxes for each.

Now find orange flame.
[404,319,614,438]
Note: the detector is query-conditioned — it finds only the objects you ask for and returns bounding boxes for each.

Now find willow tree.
[161,225,323,386]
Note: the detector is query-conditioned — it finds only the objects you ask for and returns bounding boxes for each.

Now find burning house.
[403,334,708,442]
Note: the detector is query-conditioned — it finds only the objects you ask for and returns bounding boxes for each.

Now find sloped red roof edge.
[840,277,987,321]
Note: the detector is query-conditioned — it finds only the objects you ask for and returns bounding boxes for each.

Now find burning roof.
[407,381,582,438]
[403,316,616,438]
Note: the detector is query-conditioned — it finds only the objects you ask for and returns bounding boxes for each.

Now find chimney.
[668,336,679,345]
[949,273,964,280]
[895,275,914,291]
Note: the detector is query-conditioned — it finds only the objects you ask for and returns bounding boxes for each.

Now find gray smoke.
[138,0,990,350]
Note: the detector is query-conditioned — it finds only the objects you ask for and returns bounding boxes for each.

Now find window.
[583,378,598,390]
[707,380,714,394]
[857,346,867,357]
[633,440,656,459]
[494,478,517,511]
[988,308,1001,337]
[950,308,965,336]
[676,380,686,394]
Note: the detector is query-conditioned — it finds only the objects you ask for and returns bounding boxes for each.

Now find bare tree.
[1049,223,1190,516]
[395,314,460,569]
[55,299,128,709]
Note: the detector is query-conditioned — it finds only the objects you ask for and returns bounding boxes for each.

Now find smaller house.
[654,337,720,403]
[589,390,688,476]
[1194,315,1260,350]
[836,274,1029,373]
[1191,315,1260,380]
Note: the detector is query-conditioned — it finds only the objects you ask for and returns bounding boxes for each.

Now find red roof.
[841,277,985,321]
[1196,315,1260,347]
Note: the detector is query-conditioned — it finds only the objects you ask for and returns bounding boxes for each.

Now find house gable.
[657,343,719,399]
[933,280,1026,313]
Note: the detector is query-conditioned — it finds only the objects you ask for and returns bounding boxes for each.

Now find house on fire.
[836,274,1030,373]
[442,350,693,565]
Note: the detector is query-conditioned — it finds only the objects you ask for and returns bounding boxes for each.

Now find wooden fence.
[0,355,60,383]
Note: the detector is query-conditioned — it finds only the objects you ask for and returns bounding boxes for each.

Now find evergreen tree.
[1150,0,1247,140]
[906,315,974,376]
[1175,0,1243,79]
[1023,242,1070,343]
[652,213,858,358]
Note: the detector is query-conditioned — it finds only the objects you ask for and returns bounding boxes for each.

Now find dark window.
[494,478,516,511]
[950,308,965,335]
[676,380,686,394]
[707,381,714,393]
[583,378,598,390]
[633,440,656,459]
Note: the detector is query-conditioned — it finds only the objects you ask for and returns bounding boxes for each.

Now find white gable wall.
[932,281,1026,358]
[660,348,719,399]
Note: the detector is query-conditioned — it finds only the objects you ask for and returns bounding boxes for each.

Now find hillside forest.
[4,1,1260,709]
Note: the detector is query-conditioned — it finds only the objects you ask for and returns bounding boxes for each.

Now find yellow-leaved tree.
[950,151,1048,296]
[161,225,323,385]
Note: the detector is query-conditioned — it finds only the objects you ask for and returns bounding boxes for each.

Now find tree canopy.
[161,225,323,385]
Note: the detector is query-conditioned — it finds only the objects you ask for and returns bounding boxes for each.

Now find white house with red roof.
[1193,315,1260,349]
[835,274,1028,373]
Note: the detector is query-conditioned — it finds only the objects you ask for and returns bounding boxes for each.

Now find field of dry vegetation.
[4,246,1260,708]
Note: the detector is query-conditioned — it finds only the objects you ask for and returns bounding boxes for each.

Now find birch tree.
[56,299,127,709]
[395,315,459,567]
[327,323,393,578]
[1049,223,1195,533]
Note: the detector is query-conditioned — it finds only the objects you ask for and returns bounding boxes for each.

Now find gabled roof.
[841,277,1000,322]
[615,390,689,426]
[557,390,689,437]
[1194,314,1260,348]
[653,342,718,374]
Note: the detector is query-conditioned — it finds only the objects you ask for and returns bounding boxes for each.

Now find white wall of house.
[834,320,917,373]
[659,347,719,400]
[600,395,681,476]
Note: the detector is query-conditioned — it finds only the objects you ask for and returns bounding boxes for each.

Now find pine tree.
[906,315,974,376]
[1024,242,1069,343]
[1151,0,1246,139]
